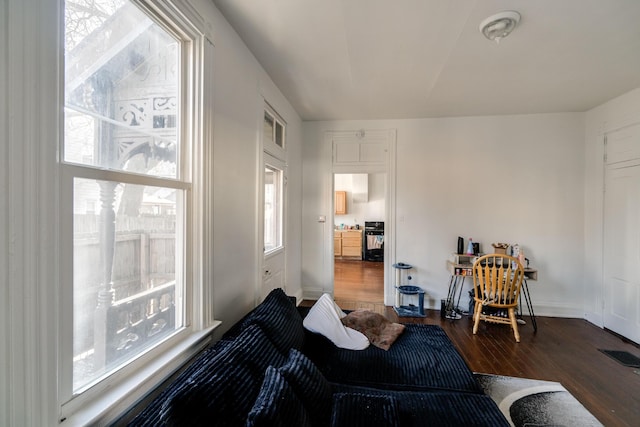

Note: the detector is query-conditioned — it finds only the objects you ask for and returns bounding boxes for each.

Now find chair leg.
[508,307,520,342]
[472,302,482,335]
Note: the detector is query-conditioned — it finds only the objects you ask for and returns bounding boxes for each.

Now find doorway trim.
[326,129,397,306]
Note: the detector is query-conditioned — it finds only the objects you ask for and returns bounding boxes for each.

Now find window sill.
[61,321,221,426]
[265,247,284,259]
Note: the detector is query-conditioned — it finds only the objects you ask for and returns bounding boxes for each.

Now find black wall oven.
[363,221,384,262]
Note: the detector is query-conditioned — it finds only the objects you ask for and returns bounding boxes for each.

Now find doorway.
[259,104,287,302]
[333,173,385,306]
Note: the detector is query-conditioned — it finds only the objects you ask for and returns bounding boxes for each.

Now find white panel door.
[262,154,286,301]
[604,164,640,344]
[262,256,284,300]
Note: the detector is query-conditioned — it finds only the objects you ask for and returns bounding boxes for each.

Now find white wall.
[189,0,303,336]
[584,88,640,326]
[303,114,586,316]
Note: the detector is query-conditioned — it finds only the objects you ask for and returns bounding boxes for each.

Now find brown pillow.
[340,310,405,351]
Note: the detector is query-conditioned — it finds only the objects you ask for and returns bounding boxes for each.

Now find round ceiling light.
[479,11,521,44]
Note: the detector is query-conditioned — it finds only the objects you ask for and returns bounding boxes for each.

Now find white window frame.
[58,0,217,423]
[263,103,286,158]
[263,154,286,256]
[261,102,287,259]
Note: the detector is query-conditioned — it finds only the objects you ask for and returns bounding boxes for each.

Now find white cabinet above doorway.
[332,129,391,168]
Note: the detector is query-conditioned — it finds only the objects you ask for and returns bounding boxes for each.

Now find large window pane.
[64,0,179,178]
[65,1,187,393]
[72,178,182,391]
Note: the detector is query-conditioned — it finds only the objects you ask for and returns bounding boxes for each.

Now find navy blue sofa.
[128,288,508,426]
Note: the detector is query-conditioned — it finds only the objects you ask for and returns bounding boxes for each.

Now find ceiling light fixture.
[479,11,520,44]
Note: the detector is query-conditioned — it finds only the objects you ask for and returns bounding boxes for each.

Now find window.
[264,160,284,253]
[263,104,286,255]
[61,0,203,410]
[263,107,286,152]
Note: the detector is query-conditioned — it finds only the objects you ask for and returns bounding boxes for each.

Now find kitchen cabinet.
[334,229,362,259]
[335,191,346,215]
[334,231,342,256]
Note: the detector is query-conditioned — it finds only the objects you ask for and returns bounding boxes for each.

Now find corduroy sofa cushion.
[246,366,312,427]
[331,393,400,427]
[161,324,287,426]
[159,364,252,427]
[278,349,333,427]
[127,340,232,426]
[224,288,305,354]
[303,323,482,393]
[331,384,510,427]
[130,324,287,426]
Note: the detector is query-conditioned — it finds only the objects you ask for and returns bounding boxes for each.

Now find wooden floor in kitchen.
[308,259,640,427]
[333,258,385,312]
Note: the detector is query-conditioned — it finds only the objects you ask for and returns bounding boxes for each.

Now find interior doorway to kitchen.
[333,173,385,310]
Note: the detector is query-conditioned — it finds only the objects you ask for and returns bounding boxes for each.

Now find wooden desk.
[445,259,538,331]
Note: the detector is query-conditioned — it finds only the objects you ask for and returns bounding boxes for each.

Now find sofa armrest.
[330,393,400,427]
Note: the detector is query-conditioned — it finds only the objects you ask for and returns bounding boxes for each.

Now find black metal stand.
[445,275,466,320]
[519,278,538,332]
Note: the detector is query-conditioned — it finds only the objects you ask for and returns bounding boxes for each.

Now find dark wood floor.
[321,260,640,426]
[334,258,384,303]
[393,310,640,427]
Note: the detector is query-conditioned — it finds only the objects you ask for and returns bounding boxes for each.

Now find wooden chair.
[472,254,525,342]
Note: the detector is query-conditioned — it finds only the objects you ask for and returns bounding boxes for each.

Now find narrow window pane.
[264,165,282,252]
[263,112,274,144]
[64,0,179,178]
[72,178,182,391]
[275,121,284,148]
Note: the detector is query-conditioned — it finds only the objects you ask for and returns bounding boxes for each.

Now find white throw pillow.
[302,293,369,350]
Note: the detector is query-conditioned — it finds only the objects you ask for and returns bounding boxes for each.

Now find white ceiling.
[212,0,640,121]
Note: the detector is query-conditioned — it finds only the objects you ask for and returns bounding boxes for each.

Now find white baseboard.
[301,290,588,320]
[292,288,304,305]
[301,287,328,301]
